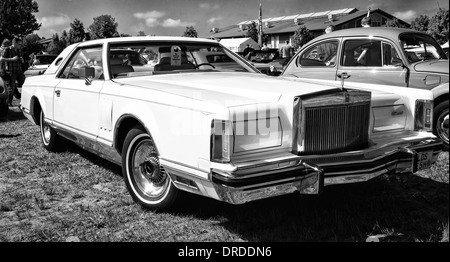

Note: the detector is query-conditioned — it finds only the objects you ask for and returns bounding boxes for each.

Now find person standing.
[2,37,25,103]
[279,40,293,59]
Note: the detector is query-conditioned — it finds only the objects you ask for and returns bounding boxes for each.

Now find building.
[209,8,410,49]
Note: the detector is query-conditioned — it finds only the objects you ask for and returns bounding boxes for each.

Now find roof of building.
[209,8,411,39]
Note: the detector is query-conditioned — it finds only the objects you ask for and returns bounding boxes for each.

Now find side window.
[299,41,338,67]
[342,40,382,67]
[58,46,103,80]
[382,42,402,66]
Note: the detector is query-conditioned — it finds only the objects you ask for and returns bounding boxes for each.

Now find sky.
[33,0,449,39]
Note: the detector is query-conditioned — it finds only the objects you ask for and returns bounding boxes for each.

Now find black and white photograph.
[0,0,448,250]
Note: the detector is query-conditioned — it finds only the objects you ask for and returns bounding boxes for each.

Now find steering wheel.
[194,63,215,69]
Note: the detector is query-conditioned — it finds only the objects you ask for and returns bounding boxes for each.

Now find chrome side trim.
[52,125,122,166]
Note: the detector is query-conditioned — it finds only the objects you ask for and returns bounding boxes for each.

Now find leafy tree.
[60,30,69,48]
[137,31,146,36]
[46,33,65,54]
[384,18,407,28]
[0,0,41,40]
[119,33,131,37]
[183,26,198,38]
[292,25,313,50]
[410,15,430,32]
[21,33,42,59]
[68,18,85,44]
[428,8,449,44]
[245,21,258,43]
[88,14,118,40]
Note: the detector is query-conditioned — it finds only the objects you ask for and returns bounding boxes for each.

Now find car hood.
[414,60,449,74]
[113,72,341,107]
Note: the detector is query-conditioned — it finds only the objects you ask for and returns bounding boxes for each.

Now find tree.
[183,26,198,38]
[245,21,258,43]
[410,15,430,32]
[68,18,85,44]
[60,30,69,48]
[22,33,42,58]
[292,25,313,50]
[46,33,65,55]
[88,14,119,40]
[137,31,146,36]
[384,18,407,28]
[428,8,449,44]
[0,0,41,40]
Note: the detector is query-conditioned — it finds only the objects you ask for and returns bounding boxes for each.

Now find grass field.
[0,105,448,242]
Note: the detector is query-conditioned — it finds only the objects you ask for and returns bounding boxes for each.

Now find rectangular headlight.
[415,100,433,132]
[233,117,282,153]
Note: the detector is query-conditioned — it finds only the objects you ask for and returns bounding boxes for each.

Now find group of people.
[0,37,25,106]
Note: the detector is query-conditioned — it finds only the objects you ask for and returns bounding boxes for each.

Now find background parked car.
[0,78,8,119]
[24,54,58,77]
[245,48,287,76]
[282,27,449,150]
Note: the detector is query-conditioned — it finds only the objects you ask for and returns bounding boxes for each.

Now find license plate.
[417,151,433,171]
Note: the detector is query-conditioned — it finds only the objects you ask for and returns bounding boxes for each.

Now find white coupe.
[20,37,442,210]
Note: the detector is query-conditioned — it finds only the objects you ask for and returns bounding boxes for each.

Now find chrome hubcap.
[132,140,168,199]
[437,109,449,145]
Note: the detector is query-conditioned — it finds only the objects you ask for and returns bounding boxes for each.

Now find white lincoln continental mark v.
[20,37,442,210]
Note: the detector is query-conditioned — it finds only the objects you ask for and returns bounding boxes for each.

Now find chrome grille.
[293,89,371,155]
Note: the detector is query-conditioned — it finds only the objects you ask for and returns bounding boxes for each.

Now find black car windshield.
[107,41,257,79]
[400,33,447,62]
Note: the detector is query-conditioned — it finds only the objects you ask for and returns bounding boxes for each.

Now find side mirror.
[78,67,96,79]
[392,57,404,67]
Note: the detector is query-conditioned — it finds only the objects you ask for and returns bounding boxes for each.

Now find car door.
[53,45,105,141]
[283,40,339,80]
[336,38,408,87]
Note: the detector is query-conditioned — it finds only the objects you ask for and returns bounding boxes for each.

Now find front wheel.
[122,127,178,211]
[434,100,449,151]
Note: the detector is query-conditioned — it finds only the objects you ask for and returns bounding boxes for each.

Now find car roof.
[312,27,429,42]
[77,36,220,47]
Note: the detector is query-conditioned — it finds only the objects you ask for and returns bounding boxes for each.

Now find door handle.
[55,90,61,97]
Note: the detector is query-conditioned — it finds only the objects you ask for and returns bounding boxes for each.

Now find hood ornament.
[339,72,350,91]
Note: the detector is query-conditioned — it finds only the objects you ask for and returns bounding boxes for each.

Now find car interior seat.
[110,57,134,77]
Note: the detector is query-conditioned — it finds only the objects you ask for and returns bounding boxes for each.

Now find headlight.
[233,117,282,152]
[372,105,406,132]
[415,99,433,132]
[210,117,283,163]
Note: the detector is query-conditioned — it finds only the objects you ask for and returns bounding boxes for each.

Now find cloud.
[393,10,418,22]
[199,3,220,9]
[161,19,194,28]
[134,10,194,28]
[38,15,71,29]
[134,11,166,19]
[207,17,223,24]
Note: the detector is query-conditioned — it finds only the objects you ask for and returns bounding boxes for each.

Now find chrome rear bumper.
[210,137,442,204]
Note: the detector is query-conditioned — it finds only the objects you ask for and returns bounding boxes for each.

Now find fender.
[431,82,449,100]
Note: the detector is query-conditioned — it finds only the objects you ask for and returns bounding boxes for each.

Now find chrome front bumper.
[210,137,442,205]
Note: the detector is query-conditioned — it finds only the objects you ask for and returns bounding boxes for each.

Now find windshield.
[108,41,258,79]
[400,33,447,62]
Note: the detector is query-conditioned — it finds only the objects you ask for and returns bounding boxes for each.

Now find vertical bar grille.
[303,102,370,154]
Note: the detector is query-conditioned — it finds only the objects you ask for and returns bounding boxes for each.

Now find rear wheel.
[40,110,59,151]
[434,100,449,151]
[122,127,178,211]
